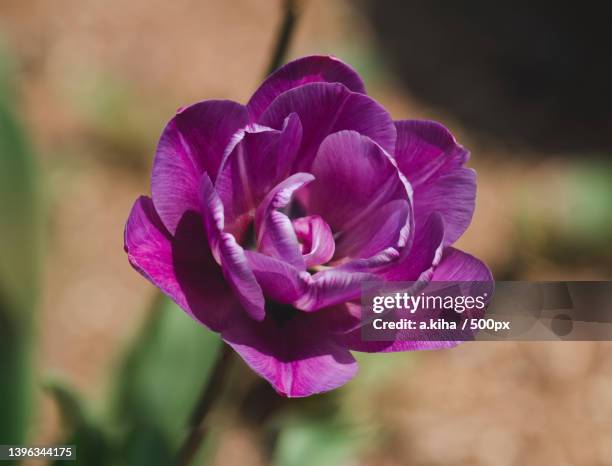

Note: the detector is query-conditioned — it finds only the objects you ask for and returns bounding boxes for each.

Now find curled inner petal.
[292,215,335,268]
[151,100,249,234]
[304,130,413,264]
[215,113,303,239]
[200,173,266,321]
[254,173,315,269]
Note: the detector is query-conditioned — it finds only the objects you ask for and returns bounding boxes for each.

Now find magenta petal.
[259,83,396,170]
[124,196,239,332]
[245,249,379,313]
[340,246,492,353]
[306,130,412,259]
[296,269,381,312]
[200,174,265,321]
[394,120,469,188]
[430,246,492,282]
[414,168,476,245]
[215,114,303,233]
[394,120,475,245]
[151,100,249,234]
[336,199,411,260]
[292,215,335,267]
[335,248,401,273]
[222,311,358,397]
[244,251,309,303]
[321,301,363,334]
[255,173,314,269]
[381,212,445,281]
[247,55,366,121]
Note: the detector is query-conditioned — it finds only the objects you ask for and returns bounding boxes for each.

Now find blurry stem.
[174,344,233,466]
[265,0,300,75]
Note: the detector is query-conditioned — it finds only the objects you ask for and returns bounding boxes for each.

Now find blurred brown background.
[1,1,611,465]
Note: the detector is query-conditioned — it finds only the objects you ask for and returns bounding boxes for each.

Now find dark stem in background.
[174,344,233,466]
[265,0,300,76]
[173,3,300,465]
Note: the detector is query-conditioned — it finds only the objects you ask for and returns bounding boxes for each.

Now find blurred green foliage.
[0,48,42,456]
[46,295,221,466]
[564,159,612,251]
[45,379,113,466]
[273,419,363,466]
[0,54,41,324]
[503,157,612,279]
[111,294,221,465]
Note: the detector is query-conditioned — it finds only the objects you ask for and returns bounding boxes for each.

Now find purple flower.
[124,56,491,397]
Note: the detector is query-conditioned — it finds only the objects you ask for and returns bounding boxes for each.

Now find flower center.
[266,300,299,327]
[241,219,257,250]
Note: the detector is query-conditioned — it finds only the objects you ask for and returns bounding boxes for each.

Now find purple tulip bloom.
[125,56,491,397]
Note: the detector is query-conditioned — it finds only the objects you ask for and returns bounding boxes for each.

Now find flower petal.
[380,212,445,281]
[394,120,474,245]
[247,55,366,121]
[151,100,249,234]
[259,83,396,171]
[340,247,492,353]
[222,311,358,397]
[431,246,492,282]
[215,113,303,234]
[394,120,469,188]
[244,251,309,303]
[244,249,380,313]
[200,174,266,321]
[337,199,410,260]
[292,215,335,267]
[305,130,412,260]
[124,196,239,332]
[255,173,314,269]
[295,269,382,312]
[414,168,476,246]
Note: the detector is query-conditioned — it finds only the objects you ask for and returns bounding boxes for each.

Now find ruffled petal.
[222,310,358,397]
[244,249,378,315]
[215,113,303,234]
[259,83,396,171]
[244,251,309,303]
[247,55,366,121]
[394,120,474,246]
[340,247,492,353]
[394,120,469,187]
[124,196,239,332]
[430,246,492,282]
[334,248,401,273]
[414,168,476,246]
[151,100,249,234]
[305,130,412,260]
[200,174,266,321]
[337,199,410,261]
[292,215,335,267]
[380,212,445,281]
[255,173,314,269]
[295,269,381,312]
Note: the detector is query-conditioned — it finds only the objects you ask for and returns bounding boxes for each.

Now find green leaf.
[0,314,33,448]
[273,420,362,466]
[0,66,42,322]
[111,294,221,465]
[44,379,114,466]
[0,49,42,448]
